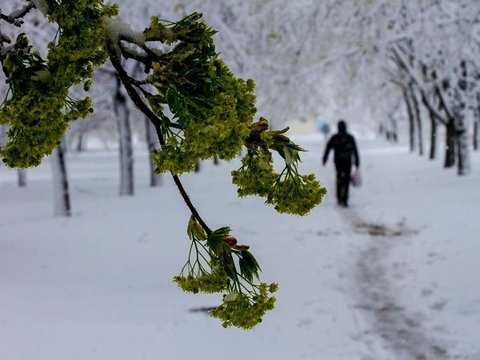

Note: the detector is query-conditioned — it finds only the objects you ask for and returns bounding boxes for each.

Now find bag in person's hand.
[351,168,362,187]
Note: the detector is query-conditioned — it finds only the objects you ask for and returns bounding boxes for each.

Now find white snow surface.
[1,135,480,360]
[103,17,146,61]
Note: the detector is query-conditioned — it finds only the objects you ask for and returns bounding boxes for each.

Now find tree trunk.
[194,162,200,172]
[213,156,219,165]
[474,120,479,151]
[17,169,26,187]
[409,85,423,156]
[50,141,71,217]
[447,82,470,175]
[428,110,437,160]
[453,104,470,175]
[403,89,416,152]
[444,120,456,168]
[114,78,134,196]
[391,116,399,142]
[145,116,162,187]
[475,94,480,151]
[76,133,84,152]
[456,128,470,175]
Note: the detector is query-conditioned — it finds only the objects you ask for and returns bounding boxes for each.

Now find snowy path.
[1,137,480,359]
[330,139,480,360]
[345,211,449,360]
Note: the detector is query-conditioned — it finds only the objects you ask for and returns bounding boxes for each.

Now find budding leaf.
[187,216,206,241]
[239,250,261,282]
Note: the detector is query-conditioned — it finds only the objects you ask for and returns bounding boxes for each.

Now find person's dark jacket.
[322,126,359,169]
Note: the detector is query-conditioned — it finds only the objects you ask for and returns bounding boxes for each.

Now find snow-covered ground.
[1,135,480,360]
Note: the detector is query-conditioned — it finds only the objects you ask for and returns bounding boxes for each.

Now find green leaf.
[239,250,261,281]
[207,227,231,256]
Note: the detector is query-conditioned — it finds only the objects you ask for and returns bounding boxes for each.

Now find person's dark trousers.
[336,165,351,207]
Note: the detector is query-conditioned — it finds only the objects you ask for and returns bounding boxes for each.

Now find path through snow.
[346,211,449,359]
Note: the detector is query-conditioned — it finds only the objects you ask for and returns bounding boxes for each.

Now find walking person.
[322,120,360,207]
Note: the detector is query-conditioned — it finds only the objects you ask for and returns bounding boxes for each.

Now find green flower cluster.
[0,0,118,168]
[144,14,256,175]
[173,262,230,294]
[232,119,327,216]
[210,282,278,329]
[268,172,327,215]
[174,218,276,329]
[144,12,214,47]
[231,150,277,197]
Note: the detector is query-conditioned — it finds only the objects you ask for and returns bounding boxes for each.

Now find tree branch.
[171,174,212,235]
[390,46,422,87]
[0,3,34,27]
[389,45,452,126]
[419,87,447,125]
[119,42,150,64]
[117,35,169,67]
[106,39,212,235]
[0,3,36,60]
[435,85,454,121]
[0,32,10,45]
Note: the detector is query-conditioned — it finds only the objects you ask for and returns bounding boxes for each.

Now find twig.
[171,174,212,235]
[119,42,151,66]
[0,3,34,27]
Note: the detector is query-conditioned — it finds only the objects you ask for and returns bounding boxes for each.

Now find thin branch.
[419,87,447,125]
[140,44,170,65]
[0,2,35,57]
[0,3,34,27]
[118,35,169,66]
[171,175,212,235]
[389,46,451,126]
[132,82,154,98]
[97,61,151,94]
[390,46,422,87]
[0,32,10,44]
[435,85,454,121]
[119,42,150,65]
[107,43,163,135]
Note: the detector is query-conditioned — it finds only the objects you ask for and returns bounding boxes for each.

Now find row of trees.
[383,1,480,175]
[155,1,480,175]
[309,0,480,175]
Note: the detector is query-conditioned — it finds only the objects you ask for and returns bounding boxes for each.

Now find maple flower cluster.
[174,218,278,329]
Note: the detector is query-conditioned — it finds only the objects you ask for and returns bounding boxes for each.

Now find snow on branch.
[104,17,146,61]
[0,3,34,27]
